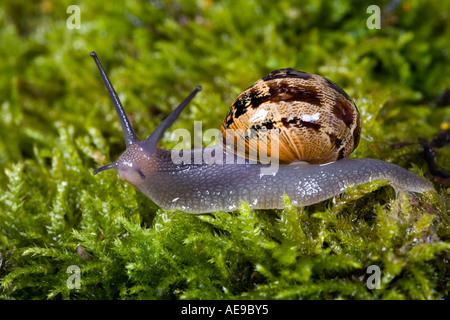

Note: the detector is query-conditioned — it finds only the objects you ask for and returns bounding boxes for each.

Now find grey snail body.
[90,52,434,214]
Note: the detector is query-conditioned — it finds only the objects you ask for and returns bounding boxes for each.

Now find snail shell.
[221,68,361,164]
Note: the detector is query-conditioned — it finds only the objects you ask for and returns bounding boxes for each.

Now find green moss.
[0,0,449,300]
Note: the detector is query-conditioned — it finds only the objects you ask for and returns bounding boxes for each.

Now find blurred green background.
[0,0,449,300]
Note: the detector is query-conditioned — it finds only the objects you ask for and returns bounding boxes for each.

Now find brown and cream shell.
[221,68,361,164]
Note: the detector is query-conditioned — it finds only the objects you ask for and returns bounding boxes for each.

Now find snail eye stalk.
[90,51,139,148]
[142,85,202,153]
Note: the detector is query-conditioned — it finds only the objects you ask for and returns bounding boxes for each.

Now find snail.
[90,52,434,214]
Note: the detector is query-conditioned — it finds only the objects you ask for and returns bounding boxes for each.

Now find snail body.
[90,52,433,214]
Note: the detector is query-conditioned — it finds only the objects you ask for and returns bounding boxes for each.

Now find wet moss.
[0,0,449,300]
